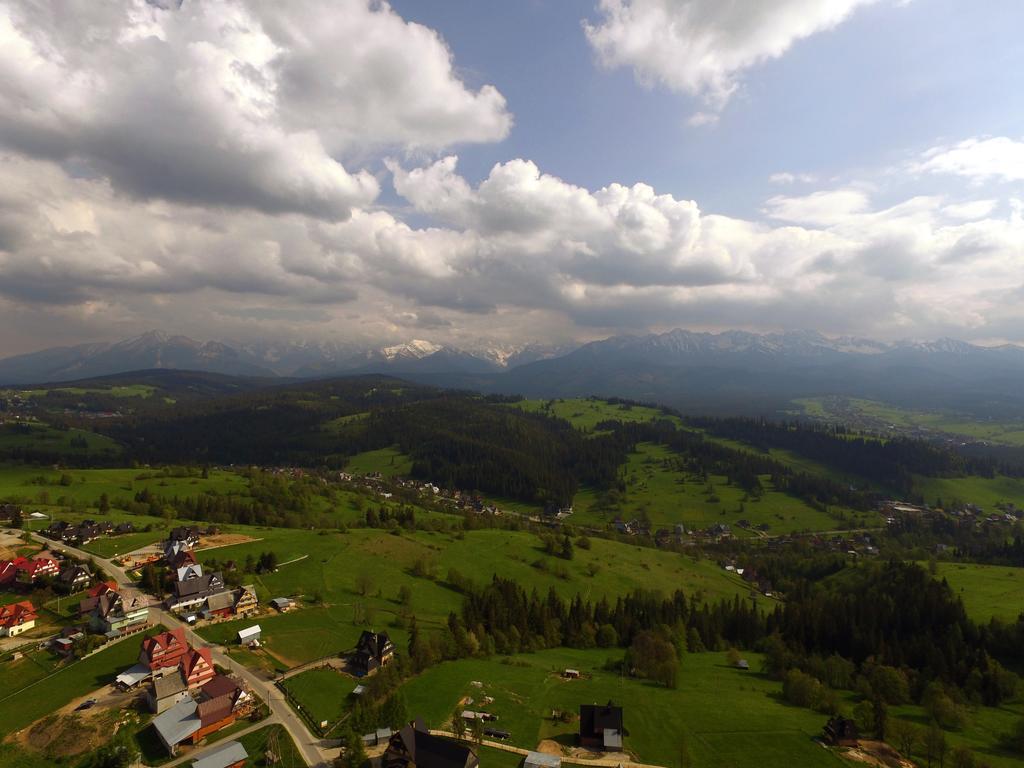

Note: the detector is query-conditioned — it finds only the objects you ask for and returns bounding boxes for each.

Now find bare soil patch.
[841,740,915,768]
[198,533,258,549]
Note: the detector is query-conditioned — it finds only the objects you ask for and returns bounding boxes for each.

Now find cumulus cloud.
[0,0,510,220]
[584,0,878,113]
[917,137,1024,183]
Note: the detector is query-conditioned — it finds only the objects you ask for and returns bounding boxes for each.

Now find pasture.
[0,633,145,733]
[571,443,854,533]
[915,474,1024,511]
[398,648,847,768]
[0,421,121,456]
[345,447,413,478]
[195,525,753,667]
[281,667,358,729]
[933,562,1024,623]
[511,397,682,431]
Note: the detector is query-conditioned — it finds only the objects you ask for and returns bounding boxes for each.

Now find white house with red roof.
[0,600,39,637]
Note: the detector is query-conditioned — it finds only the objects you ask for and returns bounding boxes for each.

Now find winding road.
[31,532,335,767]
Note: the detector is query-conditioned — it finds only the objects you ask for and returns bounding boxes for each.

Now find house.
[167,549,198,570]
[148,668,191,714]
[168,526,202,549]
[269,597,293,613]
[384,719,479,768]
[236,625,261,646]
[15,555,60,586]
[168,572,227,612]
[0,559,19,587]
[199,674,248,713]
[0,600,38,637]
[152,698,201,756]
[823,716,859,746]
[181,647,216,688]
[79,580,118,617]
[191,740,248,768]
[352,630,395,675]
[177,563,205,582]
[524,753,561,768]
[201,590,235,620]
[59,564,92,590]
[232,585,258,616]
[193,692,237,742]
[578,701,625,751]
[141,627,189,671]
[563,669,581,679]
[92,590,149,634]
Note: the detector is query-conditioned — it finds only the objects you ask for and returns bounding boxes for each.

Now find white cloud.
[763,188,872,226]
[584,0,878,114]
[917,137,1024,183]
[0,0,511,220]
[769,172,818,185]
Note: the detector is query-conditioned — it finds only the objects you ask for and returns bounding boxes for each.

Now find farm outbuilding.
[236,624,261,645]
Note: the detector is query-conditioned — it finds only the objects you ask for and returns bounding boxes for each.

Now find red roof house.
[181,647,215,688]
[0,600,39,637]
[140,627,189,671]
[15,556,60,586]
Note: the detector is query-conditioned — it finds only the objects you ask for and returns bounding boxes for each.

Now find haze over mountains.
[4,329,1024,418]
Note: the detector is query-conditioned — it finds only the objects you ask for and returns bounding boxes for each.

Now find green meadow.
[0,421,122,456]
[345,447,414,477]
[237,724,305,767]
[511,397,682,431]
[196,525,753,666]
[0,633,147,733]
[934,562,1024,623]
[397,649,846,768]
[915,474,1024,511]
[571,442,862,533]
[794,396,1024,447]
[281,667,359,728]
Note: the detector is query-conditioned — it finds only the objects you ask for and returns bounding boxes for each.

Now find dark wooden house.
[384,719,479,768]
[579,701,625,751]
[352,630,395,675]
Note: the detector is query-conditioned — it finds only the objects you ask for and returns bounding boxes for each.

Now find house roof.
[270,597,292,608]
[579,701,624,738]
[200,674,241,702]
[191,740,248,768]
[152,697,201,747]
[197,693,234,727]
[182,647,214,678]
[175,573,224,599]
[236,625,261,641]
[356,630,393,658]
[141,627,187,661]
[152,669,189,699]
[116,662,153,688]
[389,721,477,768]
[204,591,234,612]
[0,600,37,627]
[88,580,118,598]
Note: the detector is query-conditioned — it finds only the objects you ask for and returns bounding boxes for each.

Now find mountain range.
[3,329,1024,417]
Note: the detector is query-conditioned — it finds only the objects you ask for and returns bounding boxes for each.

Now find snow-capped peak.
[380,339,443,360]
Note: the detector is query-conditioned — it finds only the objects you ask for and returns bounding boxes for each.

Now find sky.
[0,0,1022,356]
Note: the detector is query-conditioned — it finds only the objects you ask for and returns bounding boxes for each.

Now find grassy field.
[511,397,682,432]
[915,474,1024,511]
[571,443,863,533]
[0,634,146,733]
[237,723,305,767]
[793,396,1024,446]
[0,465,251,508]
[346,447,413,478]
[933,562,1024,623]
[281,667,359,728]
[195,525,752,667]
[398,648,846,768]
[0,421,122,456]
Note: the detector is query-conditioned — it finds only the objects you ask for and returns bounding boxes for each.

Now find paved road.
[31,533,334,767]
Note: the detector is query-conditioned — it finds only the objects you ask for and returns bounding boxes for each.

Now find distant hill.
[5,329,1024,419]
